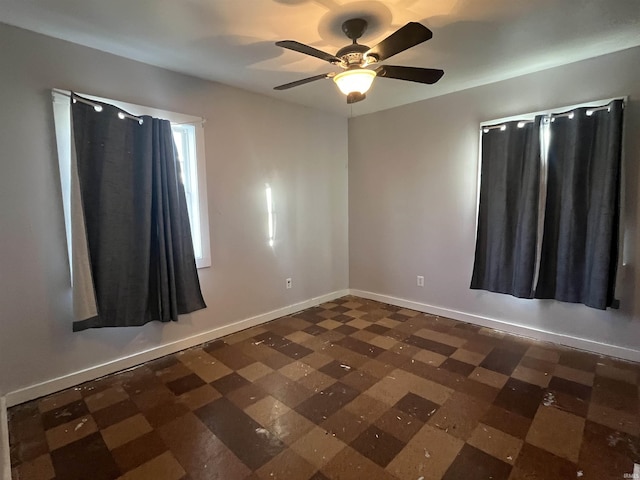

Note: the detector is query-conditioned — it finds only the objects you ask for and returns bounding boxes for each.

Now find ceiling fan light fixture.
[333,69,376,95]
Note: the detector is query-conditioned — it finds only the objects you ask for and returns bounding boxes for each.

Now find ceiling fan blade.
[375,65,444,84]
[365,23,433,62]
[273,73,332,90]
[276,40,341,64]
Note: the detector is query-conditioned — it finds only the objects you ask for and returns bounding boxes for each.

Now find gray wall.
[349,46,640,357]
[0,23,349,396]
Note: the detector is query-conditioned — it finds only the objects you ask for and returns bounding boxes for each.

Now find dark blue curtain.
[71,95,206,330]
[535,100,624,309]
[471,117,543,297]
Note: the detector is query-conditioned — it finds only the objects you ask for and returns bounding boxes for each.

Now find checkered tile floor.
[9,296,640,479]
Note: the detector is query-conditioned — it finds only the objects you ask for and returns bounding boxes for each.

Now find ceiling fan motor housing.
[336,43,372,67]
[337,19,377,68]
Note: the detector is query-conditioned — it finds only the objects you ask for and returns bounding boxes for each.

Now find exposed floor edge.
[5,289,349,408]
[0,397,10,480]
[350,289,640,363]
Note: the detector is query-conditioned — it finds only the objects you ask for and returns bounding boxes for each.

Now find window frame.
[52,89,211,270]
[171,122,205,265]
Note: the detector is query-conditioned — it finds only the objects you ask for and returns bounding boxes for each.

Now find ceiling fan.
[274,18,444,104]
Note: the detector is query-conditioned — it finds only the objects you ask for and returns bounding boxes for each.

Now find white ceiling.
[1,0,639,117]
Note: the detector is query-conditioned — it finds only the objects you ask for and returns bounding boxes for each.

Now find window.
[472,97,625,309]
[52,89,211,270]
[171,123,203,262]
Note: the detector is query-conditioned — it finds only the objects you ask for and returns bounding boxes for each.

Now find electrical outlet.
[417,275,424,287]
[286,278,292,289]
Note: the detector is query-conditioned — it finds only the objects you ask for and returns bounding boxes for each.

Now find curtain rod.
[481,98,625,133]
[51,89,207,126]
[483,119,534,133]
[53,89,144,124]
[551,104,612,120]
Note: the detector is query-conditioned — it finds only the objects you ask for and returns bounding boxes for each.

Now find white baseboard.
[350,289,640,363]
[0,396,10,480]
[5,289,349,408]
[8,287,638,409]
